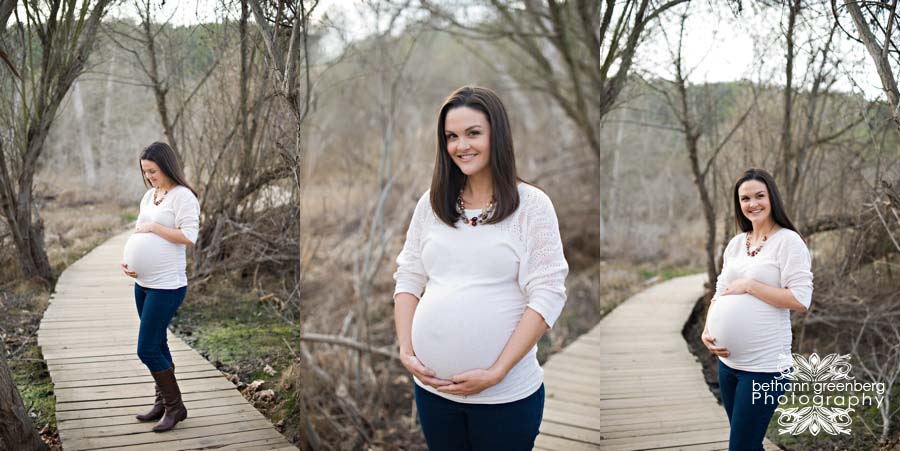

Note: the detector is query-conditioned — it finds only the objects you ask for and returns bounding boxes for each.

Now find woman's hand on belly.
[121,262,138,278]
[726,276,808,312]
[135,222,157,234]
[400,351,452,388]
[701,327,730,358]
[437,367,504,397]
[722,277,754,296]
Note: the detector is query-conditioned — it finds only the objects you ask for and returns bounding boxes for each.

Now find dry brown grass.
[288,167,708,449]
[1,175,133,450]
[42,195,135,271]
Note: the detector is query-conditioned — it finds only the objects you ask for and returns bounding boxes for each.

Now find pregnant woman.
[393,86,568,450]
[702,168,813,450]
[121,142,200,432]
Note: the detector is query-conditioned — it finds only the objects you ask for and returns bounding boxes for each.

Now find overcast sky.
[104,0,885,100]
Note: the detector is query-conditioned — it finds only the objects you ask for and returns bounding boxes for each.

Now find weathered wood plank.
[54,376,235,403]
[55,394,248,420]
[53,369,224,389]
[63,420,277,450]
[100,428,287,451]
[52,362,212,381]
[58,403,261,429]
[38,231,296,450]
[534,434,602,451]
[191,438,299,451]
[537,274,778,450]
[59,412,273,441]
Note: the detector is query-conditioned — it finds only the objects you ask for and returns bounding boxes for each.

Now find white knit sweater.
[123,186,200,289]
[708,228,813,372]
[394,182,569,404]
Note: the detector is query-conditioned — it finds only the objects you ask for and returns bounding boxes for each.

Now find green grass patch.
[195,323,301,380]
[638,268,656,280]
[171,280,300,382]
[168,278,301,438]
[10,345,56,429]
[638,265,703,281]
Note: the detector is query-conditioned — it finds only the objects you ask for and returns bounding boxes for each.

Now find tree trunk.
[235,0,254,214]
[681,110,717,295]
[0,141,54,283]
[16,113,58,283]
[99,54,115,159]
[141,10,178,154]
[667,13,724,298]
[687,138,718,298]
[0,0,111,284]
[0,341,48,451]
[609,117,624,232]
[0,0,16,29]
[72,80,96,186]
[8,210,53,283]
[778,0,802,212]
[843,0,900,130]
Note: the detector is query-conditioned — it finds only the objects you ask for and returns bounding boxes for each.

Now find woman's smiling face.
[444,106,491,178]
[738,180,771,224]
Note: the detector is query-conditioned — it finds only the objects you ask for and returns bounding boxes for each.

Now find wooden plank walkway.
[37,231,297,451]
[535,273,779,451]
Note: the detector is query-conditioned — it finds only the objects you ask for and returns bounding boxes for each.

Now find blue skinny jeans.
[134,284,186,372]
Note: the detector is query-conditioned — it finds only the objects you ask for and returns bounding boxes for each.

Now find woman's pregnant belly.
[123,233,178,280]
[411,284,525,380]
[707,293,784,361]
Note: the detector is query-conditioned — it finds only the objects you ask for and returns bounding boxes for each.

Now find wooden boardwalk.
[535,273,779,451]
[37,231,297,451]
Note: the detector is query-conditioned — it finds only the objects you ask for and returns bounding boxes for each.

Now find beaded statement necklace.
[745,231,768,257]
[456,190,495,227]
[152,187,168,206]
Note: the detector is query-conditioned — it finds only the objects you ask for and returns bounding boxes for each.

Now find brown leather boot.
[136,363,172,422]
[135,383,164,421]
[150,366,188,432]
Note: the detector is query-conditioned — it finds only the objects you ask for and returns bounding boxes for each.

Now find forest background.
[1,0,899,450]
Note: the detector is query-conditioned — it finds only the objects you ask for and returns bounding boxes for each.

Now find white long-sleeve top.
[123,185,200,289]
[707,228,813,372]
[394,183,569,404]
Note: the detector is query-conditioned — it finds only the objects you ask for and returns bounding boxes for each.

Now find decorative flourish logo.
[777,353,854,383]
[751,353,886,436]
[772,353,856,435]
[774,405,854,436]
